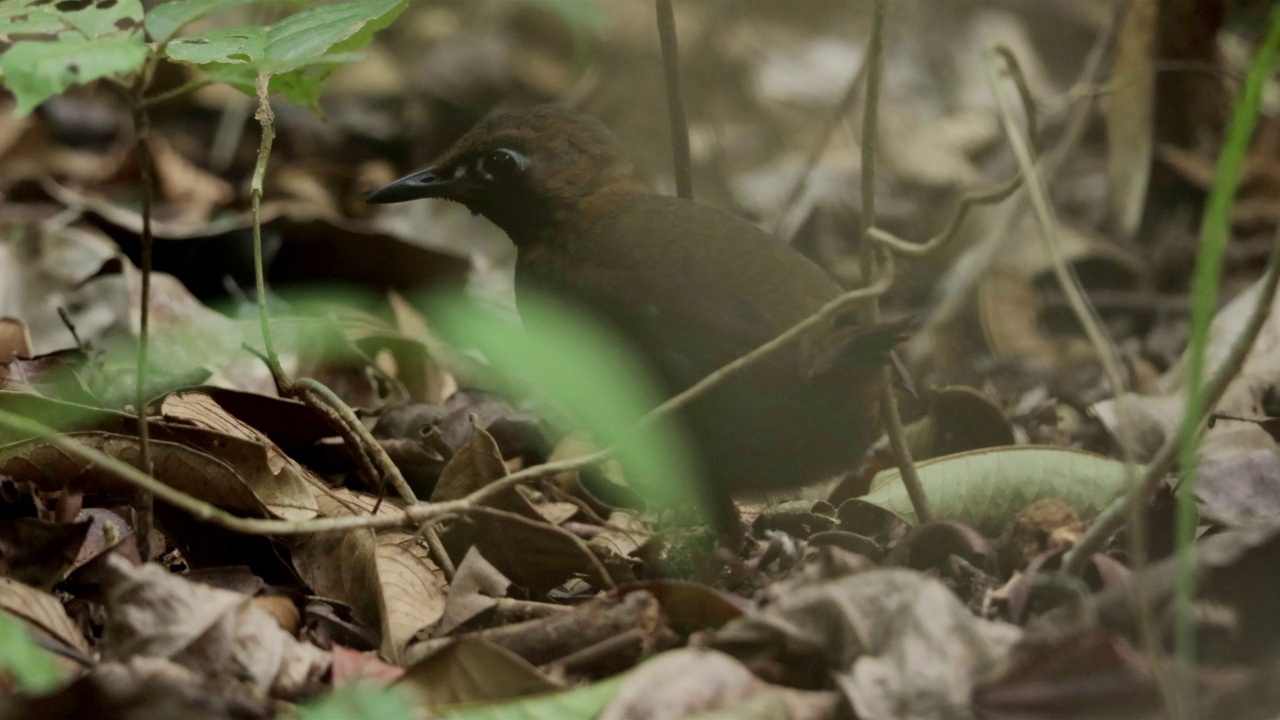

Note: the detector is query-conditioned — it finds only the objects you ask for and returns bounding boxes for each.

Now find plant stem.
[655,0,693,200]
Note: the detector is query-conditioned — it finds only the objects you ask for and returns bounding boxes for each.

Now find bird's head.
[367,105,641,244]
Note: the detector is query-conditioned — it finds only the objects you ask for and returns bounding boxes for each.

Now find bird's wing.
[549,195,841,391]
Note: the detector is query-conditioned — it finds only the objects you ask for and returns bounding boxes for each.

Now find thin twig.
[915,21,1114,339]
[655,0,693,199]
[295,379,417,504]
[247,75,418,507]
[770,54,870,235]
[866,44,1036,259]
[251,74,283,385]
[987,46,1174,710]
[857,0,932,524]
[129,56,158,557]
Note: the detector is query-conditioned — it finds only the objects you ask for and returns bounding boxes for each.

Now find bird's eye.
[476,149,524,181]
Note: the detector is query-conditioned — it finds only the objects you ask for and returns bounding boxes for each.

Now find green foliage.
[0,0,404,114]
[298,683,414,720]
[0,610,63,694]
[0,0,145,114]
[163,0,405,108]
[422,291,704,517]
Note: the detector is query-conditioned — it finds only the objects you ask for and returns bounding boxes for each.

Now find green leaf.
[0,35,147,115]
[421,292,704,517]
[0,0,143,39]
[0,610,63,693]
[440,674,626,720]
[162,0,405,108]
[299,684,415,720]
[0,3,64,36]
[144,0,290,45]
[858,445,1129,533]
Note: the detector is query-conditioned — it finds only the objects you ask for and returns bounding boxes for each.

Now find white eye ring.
[476,149,526,181]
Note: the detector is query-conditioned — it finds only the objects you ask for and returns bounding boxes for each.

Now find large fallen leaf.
[0,431,271,517]
[160,391,319,521]
[855,446,1129,534]
[289,489,446,662]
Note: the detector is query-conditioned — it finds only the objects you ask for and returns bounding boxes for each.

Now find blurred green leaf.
[162,0,405,108]
[0,35,146,115]
[299,683,414,720]
[0,610,63,693]
[441,674,625,720]
[0,0,143,38]
[144,0,296,45]
[423,291,704,517]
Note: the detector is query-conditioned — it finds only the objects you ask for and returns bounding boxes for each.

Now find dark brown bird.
[368,105,905,535]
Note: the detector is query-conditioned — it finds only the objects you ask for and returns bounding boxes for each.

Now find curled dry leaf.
[885,519,992,573]
[100,556,329,697]
[437,547,512,636]
[1093,272,1280,463]
[1196,449,1280,526]
[711,568,1021,719]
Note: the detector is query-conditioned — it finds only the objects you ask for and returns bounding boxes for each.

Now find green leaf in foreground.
[144,0,298,45]
[298,683,414,720]
[162,0,405,107]
[0,35,147,115]
[860,445,1128,533]
[421,291,704,517]
[0,610,63,693]
[439,674,625,720]
[0,0,143,39]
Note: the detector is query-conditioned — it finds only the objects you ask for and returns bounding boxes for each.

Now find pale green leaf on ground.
[1,35,146,115]
[860,445,1129,533]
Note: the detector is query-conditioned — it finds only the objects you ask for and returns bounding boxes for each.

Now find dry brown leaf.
[289,489,446,662]
[101,556,329,695]
[0,574,91,654]
[399,638,560,709]
[160,391,320,521]
[0,431,272,517]
[1093,273,1280,463]
[437,547,512,636]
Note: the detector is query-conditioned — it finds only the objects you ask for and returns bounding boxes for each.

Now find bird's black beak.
[366,165,471,204]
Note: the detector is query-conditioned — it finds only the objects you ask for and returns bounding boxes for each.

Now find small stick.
[655,0,694,200]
